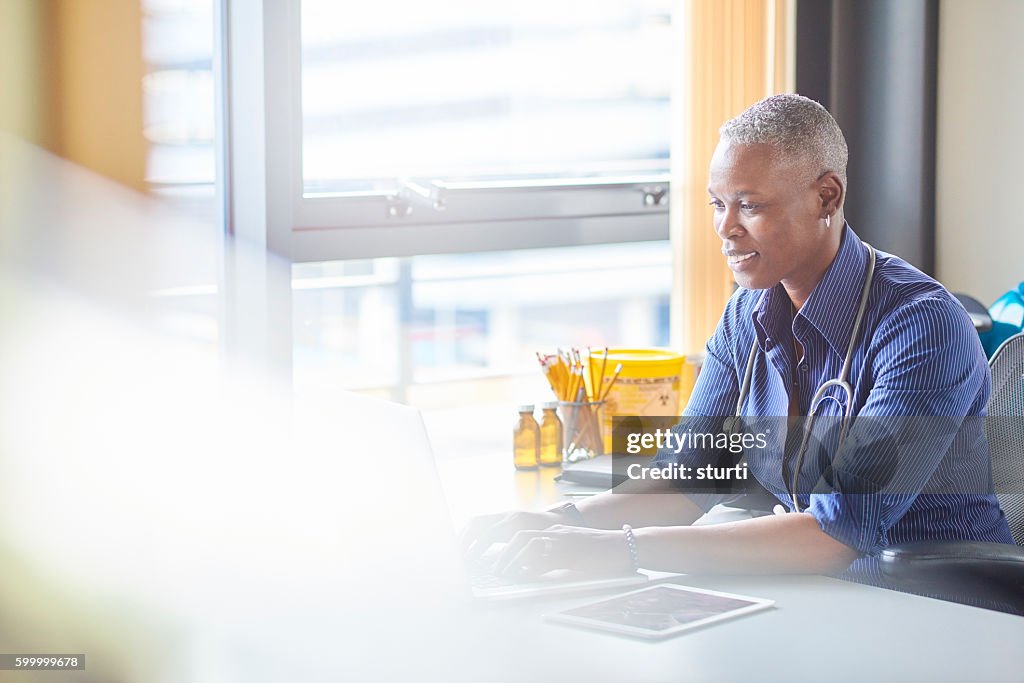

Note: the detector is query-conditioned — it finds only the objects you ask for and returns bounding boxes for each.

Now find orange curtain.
[0,0,146,191]
[51,0,147,191]
[671,0,794,355]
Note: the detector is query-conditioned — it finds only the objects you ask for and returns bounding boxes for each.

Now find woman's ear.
[818,171,844,218]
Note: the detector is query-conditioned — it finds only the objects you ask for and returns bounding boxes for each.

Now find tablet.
[546,584,774,640]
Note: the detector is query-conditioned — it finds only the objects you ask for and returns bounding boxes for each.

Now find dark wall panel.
[794,0,833,106]
[796,0,938,273]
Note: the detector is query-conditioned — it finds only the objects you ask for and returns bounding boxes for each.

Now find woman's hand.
[460,510,563,562]
[492,524,635,581]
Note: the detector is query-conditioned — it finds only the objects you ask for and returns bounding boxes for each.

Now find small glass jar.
[512,404,540,470]
[538,401,564,467]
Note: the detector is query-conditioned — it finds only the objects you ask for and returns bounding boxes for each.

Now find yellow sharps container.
[588,348,694,454]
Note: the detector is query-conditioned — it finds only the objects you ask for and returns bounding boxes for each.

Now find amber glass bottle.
[513,405,540,470]
[538,402,563,467]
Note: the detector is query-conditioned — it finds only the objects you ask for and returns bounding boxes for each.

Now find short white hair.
[720,94,848,187]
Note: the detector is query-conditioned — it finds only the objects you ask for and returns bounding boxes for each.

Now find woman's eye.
[709,200,725,210]
[740,203,757,212]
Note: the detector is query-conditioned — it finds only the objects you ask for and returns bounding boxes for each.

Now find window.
[292,241,672,402]
[142,0,216,210]
[227,0,676,260]
[300,0,673,196]
[141,0,221,353]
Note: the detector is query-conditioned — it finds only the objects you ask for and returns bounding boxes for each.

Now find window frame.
[224,0,670,262]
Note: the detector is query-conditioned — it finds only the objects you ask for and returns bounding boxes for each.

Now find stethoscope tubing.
[735,242,877,512]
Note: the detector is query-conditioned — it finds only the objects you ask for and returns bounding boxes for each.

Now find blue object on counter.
[980,283,1024,357]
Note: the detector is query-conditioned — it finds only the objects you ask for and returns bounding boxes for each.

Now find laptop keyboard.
[468,553,521,589]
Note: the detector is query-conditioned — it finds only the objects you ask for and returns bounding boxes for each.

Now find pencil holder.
[558,400,605,462]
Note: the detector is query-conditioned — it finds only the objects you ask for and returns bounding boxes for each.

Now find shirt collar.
[751,224,869,357]
[798,224,870,357]
[751,283,790,354]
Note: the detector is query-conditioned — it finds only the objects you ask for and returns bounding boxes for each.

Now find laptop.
[327,392,648,601]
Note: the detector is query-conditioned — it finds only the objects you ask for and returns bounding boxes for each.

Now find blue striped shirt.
[659,224,1013,568]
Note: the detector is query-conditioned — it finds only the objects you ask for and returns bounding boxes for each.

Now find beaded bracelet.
[621,524,640,571]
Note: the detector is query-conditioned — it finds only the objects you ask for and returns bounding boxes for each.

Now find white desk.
[161,566,1023,683]
[425,455,1024,683]
[450,573,1022,683]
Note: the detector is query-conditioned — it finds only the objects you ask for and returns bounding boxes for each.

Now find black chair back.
[987,332,1024,546]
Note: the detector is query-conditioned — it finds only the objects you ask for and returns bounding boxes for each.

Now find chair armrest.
[879,541,1024,614]
[880,540,1024,587]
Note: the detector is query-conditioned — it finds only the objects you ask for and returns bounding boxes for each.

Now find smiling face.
[707,140,844,308]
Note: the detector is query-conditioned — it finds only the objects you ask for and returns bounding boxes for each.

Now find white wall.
[936,0,1024,303]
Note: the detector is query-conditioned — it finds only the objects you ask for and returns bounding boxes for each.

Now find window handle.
[642,185,668,207]
[387,180,446,218]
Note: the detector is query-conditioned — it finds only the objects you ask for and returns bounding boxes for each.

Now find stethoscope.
[730,242,876,513]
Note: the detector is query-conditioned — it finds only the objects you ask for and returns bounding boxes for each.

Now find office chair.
[879,332,1024,614]
[954,293,993,334]
[956,285,1024,357]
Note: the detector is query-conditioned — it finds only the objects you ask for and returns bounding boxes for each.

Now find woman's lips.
[724,250,759,271]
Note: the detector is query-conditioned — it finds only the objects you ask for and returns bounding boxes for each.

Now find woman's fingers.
[461,511,559,561]
[495,534,559,581]
[488,524,635,581]
[460,513,504,558]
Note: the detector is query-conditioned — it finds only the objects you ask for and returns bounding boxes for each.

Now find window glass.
[142,0,216,190]
[300,0,674,196]
[292,240,672,404]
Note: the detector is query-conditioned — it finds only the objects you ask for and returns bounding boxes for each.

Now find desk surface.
[424,455,1024,683]
[468,573,1023,683]
[194,567,1024,683]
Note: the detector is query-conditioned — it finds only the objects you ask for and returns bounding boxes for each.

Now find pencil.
[598,363,624,402]
[587,346,596,401]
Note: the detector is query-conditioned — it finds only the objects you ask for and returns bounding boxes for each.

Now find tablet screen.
[547,584,774,639]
